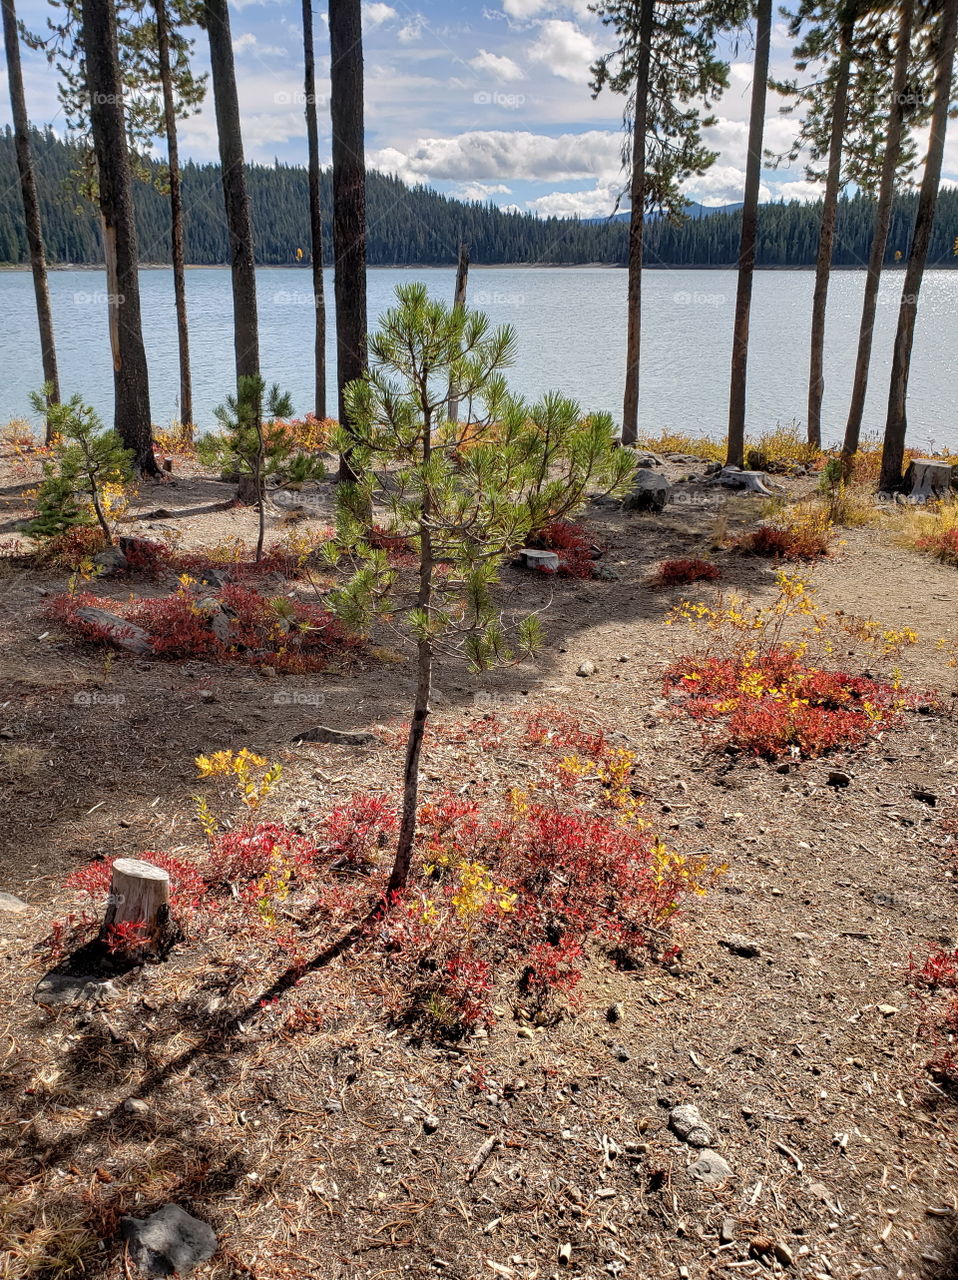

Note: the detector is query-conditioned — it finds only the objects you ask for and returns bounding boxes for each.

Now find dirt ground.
[1,447,957,1280]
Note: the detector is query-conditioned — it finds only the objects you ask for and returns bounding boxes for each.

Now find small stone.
[773,1243,796,1267]
[826,770,851,788]
[93,545,129,576]
[423,1114,440,1133]
[517,1026,534,1039]
[877,1004,899,1017]
[718,934,761,959]
[120,1204,216,1277]
[610,1042,630,1062]
[291,726,377,747]
[323,1098,342,1113]
[720,1217,738,1244]
[558,1242,573,1266]
[199,690,216,704]
[686,1149,732,1188]
[124,1098,150,1116]
[624,468,671,513]
[669,1104,714,1148]
[577,660,596,678]
[0,892,28,913]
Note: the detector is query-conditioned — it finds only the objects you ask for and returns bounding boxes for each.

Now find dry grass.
[889,497,958,550]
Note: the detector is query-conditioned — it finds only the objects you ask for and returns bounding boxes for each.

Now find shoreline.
[2,262,957,273]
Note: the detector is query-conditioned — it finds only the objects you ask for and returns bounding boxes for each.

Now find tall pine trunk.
[2,0,60,438]
[81,0,158,475]
[880,0,958,491]
[621,0,652,447]
[302,0,326,420]
[205,0,259,385]
[155,0,192,431]
[446,240,469,423]
[842,0,915,455]
[726,0,772,468]
[329,0,368,484]
[806,18,853,449]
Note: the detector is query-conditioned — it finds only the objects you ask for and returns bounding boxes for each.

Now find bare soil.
[1,448,957,1280]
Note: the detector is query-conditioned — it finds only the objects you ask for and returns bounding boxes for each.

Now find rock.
[720,1217,738,1244]
[124,1098,150,1116]
[877,1004,899,1017]
[624,468,671,513]
[518,547,560,573]
[610,1042,630,1062]
[322,1098,342,1113]
[423,1114,440,1133]
[630,451,662,468]
[0,892,28,913]
[120,1204,216,1277]
[93,545,129,576]
[669,1104,714,1148]
[291,726,377,747]
[33,973,120,1006]
[576,660,596,678]
[198,689,216,704]
[687,1149,733,1188]
[773,1242,796,1267]
[718,934,761,959]
[704,460,722,475]
[826,770,851,788]
[74,607,154,656]
[593,564,619,581]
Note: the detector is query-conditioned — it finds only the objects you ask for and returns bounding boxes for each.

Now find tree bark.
[80,0,158,476]
[2,0,60,438]
[806,19,853,449]
[155,0,192,431]
[621,0,652,447]
[446,240,470,423]
[726,0,772,469]
[880,0,958,491]
[842,0,915,456]
[302,0,326,420]
[329,0,368,484]
[205,0,259,385]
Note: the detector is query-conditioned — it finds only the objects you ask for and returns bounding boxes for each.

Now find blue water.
[1,265,955,450]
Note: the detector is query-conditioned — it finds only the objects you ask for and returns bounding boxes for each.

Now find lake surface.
[1,265,956,451]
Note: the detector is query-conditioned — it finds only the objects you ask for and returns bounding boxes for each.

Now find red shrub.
[50,585,363,673]
[653,558,722,587]
[736,524,830,560]
[664,648,909,759]
[206,822,320,884]
[908,945,958,1092]
[918,528,958,566]
[323,794,399,871]
[528,520,598,578]
[67,852,208,912]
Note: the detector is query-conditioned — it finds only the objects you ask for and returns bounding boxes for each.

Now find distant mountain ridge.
[1,128,955,268]
[586,201,745,223]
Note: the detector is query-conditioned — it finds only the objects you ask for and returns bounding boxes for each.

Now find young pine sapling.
[27,384,134,545]
[327,283,634,898]
[198,375,325,561]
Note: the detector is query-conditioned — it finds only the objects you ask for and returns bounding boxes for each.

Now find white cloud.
[363,2,398,29]
[527,19,597,85]
[470,49,525,82]
[231,31,287,57]
[368,129,621,184]
[528,182,622,218]
[455,181,514,201]
[681,164,772,205]
[774,178,824,202]
[502,0,593,16]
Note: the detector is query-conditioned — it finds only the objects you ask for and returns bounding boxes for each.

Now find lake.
[1,265,956,451]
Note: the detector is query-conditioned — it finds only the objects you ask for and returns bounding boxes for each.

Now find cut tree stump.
[908,458,952,501]
[102,858,172,955]
[518,548,560,572]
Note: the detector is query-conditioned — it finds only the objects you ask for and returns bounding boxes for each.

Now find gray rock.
[669,1104,714,1148]
[120,1204,216,1277]
[718,934,761,959]
[33,973,120,1006]
[423,1114,440,1133]
[123,1098,150,1116]
[623,469,671,513]
[826,770,851,788]
[576,660,596,678]
[720,1217,738,1243]
[93,545,129,576]
[704,461,722,476]
[630,451,662,468]
[292,726,377,747]
[610,1042,630,1062]
[74,607,154,656]
[687,1149,733,1188]
[0,891,28,913]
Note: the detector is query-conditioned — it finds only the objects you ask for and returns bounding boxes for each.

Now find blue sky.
[3,0,956,218]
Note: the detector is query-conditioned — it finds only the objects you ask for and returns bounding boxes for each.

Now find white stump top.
[112,858,170,882]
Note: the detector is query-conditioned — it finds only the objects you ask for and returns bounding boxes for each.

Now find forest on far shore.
[1,127,957,270]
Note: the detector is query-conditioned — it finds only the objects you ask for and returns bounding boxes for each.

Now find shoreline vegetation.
[4,261,958,271]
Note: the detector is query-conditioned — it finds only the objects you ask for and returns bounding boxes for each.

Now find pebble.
[686,1149,732,1187]
[423,1114,440,1133]
[669,1104,714,1148]
[610,1042,630,1062]
[576,660,596,678]
[123,1098,150,1116]
[720,1217,737,1243]
[0,892,27,913]
[718,934,761,958]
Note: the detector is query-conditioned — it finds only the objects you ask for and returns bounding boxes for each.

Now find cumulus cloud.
[527,19,597,84]
[470,49,525,82]
[232,31,287,56]
[363,2,398,29]
[527,183,622,218]
[455,181,514,201]
[502,0,593,16]
[368,129,621,185]
[774,178,824,202]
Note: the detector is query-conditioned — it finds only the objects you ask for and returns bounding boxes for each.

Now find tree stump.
[101,858,172,956]
[908,458,952,501]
